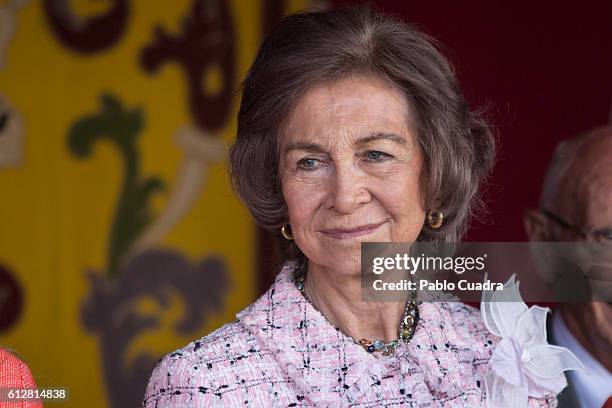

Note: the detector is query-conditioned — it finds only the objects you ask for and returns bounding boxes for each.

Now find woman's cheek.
[284,182,323,225]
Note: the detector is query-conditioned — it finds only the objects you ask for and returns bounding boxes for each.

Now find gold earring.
[281,224,294,240]
[427,210,444,229]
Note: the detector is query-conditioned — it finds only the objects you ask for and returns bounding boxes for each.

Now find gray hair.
[539,128,611,212]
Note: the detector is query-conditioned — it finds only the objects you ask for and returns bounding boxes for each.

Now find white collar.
[552,311,612,408]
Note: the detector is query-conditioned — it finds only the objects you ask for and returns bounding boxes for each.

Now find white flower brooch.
[481,275,584,407]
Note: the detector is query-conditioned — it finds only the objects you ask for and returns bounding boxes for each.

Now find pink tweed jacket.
[143,262,557,407]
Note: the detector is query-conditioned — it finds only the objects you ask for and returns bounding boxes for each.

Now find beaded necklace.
[295,273,419,356]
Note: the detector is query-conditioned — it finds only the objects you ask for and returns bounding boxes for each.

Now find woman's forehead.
[280,76,413,144]
[293,75,407,115]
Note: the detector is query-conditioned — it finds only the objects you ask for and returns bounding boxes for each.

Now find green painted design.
[68,94,164,277]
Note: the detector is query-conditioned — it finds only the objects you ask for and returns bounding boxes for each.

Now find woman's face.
[279,75,426,275]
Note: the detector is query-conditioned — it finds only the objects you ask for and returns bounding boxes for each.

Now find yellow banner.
[0,0,310,406]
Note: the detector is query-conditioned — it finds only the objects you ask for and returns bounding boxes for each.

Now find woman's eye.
[364,150,392,162]
[297,158,321,170]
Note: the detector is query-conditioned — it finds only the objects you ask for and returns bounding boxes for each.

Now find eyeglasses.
[541,209,612,246]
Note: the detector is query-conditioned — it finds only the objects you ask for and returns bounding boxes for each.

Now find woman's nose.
[323,164,371,214]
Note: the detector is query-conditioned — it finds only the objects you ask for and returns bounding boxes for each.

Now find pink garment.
[143,262,558,407]
[0,349,42,408]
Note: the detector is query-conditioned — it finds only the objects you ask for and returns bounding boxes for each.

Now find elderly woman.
[144,7,562,407]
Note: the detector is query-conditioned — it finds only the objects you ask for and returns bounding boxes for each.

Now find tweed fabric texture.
[143,262,558,407]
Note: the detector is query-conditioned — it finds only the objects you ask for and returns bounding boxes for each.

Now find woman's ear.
[523,209,551,241]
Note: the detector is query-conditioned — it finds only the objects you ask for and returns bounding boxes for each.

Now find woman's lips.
[319,220,387,239]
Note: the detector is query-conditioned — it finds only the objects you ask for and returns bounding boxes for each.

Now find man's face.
[555,134,612,260]
[574,138,612,300]
[580,162,612,243]
[540,129,612,354]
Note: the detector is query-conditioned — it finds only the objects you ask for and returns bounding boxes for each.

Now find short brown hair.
[229,5,496,263]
